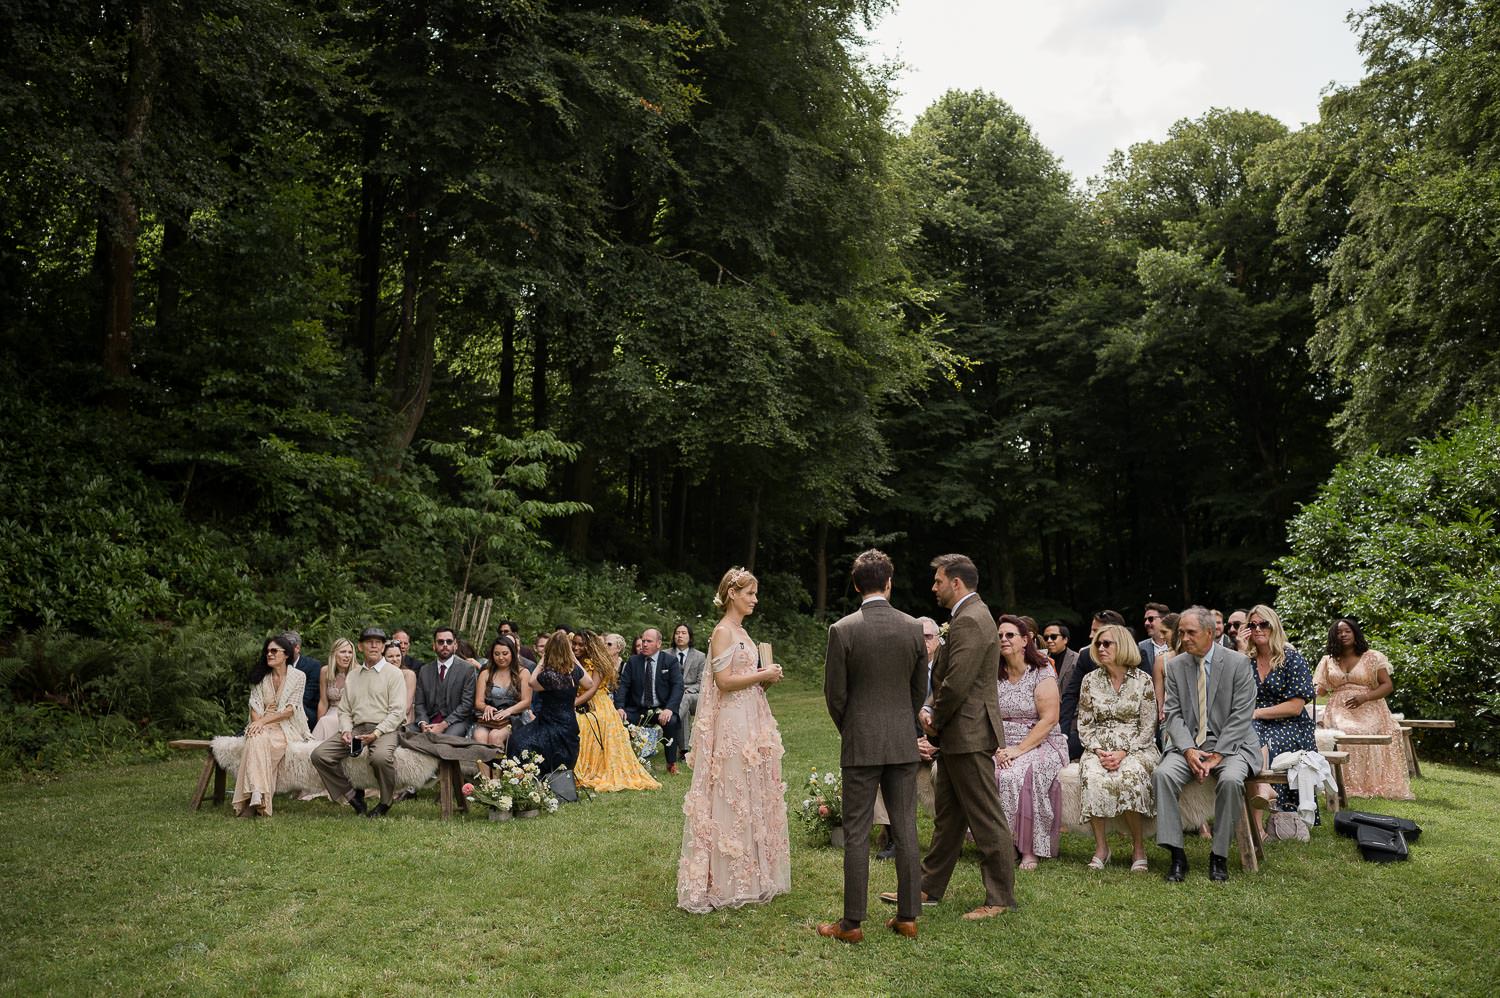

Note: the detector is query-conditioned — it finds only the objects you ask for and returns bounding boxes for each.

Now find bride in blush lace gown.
[677,567,791,913]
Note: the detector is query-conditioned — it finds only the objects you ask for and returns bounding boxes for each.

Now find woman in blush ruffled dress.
[310,638,356,741]
[677,567,791,913]
[1315,617,1414,800]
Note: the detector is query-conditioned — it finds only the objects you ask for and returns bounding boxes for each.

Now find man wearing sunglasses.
[1041,623,1077,693]
[411,627,477,738]
[1222,609,1247,650]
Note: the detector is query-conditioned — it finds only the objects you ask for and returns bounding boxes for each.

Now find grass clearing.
[2,675,1496,997]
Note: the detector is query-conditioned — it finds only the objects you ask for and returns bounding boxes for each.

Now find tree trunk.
[100,0,160,400]
[354,118,386,385]
[1179,519,1192,605]
[744,483,761,573]
[670,469,688,568]
[531,306,548,429]
[566,444,596,558]
[387,213,436,460]
[813,521,829,616]
[498,299,516,431]
[155,216,187,335]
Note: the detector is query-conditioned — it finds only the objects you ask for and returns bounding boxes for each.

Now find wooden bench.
[170,739,226,811]
[171,737,470,818]
[1241,750,1349,872]
[1399,719,1455,778]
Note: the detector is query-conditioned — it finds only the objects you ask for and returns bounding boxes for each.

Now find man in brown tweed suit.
[883,552,1017,920]
[817,549,927,943]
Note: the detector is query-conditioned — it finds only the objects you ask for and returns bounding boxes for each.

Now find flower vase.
[488,808,511,822]
[518,808,541,819]
[829,825,845,848]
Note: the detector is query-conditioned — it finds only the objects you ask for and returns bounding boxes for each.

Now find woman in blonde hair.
[1076,624,1158,871]
[310,638,356,741]
[575,630,660,792]
[677,567,791,913]
[1245,604,1318,826]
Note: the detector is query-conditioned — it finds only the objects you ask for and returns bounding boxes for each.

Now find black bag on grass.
[1334,810,1422,843]
[1354,823,1409,862]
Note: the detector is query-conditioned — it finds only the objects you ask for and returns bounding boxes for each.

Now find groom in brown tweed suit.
[816,549,928,944]
[884,552,1017,920]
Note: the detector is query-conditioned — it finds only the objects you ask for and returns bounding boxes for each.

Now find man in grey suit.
[1155,605,1260,882]
[410,627,477,738]
[669,623,708,759]
[817,550,927,944]
[884,553,1017,921]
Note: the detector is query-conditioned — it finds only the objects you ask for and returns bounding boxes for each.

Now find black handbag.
[545,766,579,803]
[1354,823,1409,862]
[1334,810,1422,843]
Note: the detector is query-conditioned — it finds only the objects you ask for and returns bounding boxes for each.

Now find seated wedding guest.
[311,637,356,741]
[311,626,407,817]
[509,630,592,772]
[280,630,322,731]
[1224,610,1248,651]
[472,635,533,754]
[1155,607,1259,882]
[1077,624,1159,871]
[1245,604,1318,830]
[1042,622,1078,694]
[1019,615,1042,653]
[993,615,1069,870]
[381,639,418,725]
[670,623,708,760]
[615,627,685,775]
[575,630,660,791]
[603,633,628,665]
[1314,617,1413,800]
[498,621,537,666]
[233,635,314,818]
[1059,609,1127,760]
[534,630,551,663]
[411,627,477,738]
[392,629,423,672]
[456,638,484,669]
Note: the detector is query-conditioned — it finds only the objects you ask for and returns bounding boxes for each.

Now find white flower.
[802,799,812,808]
[823,772,838,786]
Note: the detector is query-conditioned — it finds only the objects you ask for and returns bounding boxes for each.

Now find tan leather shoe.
[879,890,938,907]
[816,921,864,943]
[961,905,1009,921]
[885,917,918,938]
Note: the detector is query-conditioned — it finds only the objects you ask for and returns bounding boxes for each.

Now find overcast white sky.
[861,1,1370,183]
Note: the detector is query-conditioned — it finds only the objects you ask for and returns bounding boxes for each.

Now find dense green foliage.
[3,0,1499,766]
[1271,409,1500,760]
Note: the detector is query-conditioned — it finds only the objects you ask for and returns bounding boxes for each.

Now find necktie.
[678,650,685,667]
[648,656,658,708]
[439,662,447,682]
[1195,654,1208,745]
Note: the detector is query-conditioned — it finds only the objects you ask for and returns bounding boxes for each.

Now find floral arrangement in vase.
[795,768,843,839]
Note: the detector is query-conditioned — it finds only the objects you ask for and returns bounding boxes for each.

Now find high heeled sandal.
[1087,850,1111,870]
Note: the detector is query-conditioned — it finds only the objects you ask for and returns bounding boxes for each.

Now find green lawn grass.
[2,675,1496,997]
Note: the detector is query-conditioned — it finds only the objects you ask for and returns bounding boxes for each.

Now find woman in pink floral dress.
[677,567,791,913]
[993,615,1069,869]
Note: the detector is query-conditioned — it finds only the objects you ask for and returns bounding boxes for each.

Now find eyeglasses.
[266,648,284,656]
[923,633,939,641]
[1043,633,1063,641]
[998,631,1022,640]
[1096,639,1116,649]
[1226,622,1242,631]
[1247,621,1272,632]
[1144,614,1160,623]
[435,638,457,645]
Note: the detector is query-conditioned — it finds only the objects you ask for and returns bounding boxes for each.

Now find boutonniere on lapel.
[939,622,949,642]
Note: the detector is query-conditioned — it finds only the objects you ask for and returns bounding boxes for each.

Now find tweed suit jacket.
[824,598,927,767]
[925,593,1003,755]
[413,657,477,732]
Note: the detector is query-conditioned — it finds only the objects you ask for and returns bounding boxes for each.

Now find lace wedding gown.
[676,640,790,912]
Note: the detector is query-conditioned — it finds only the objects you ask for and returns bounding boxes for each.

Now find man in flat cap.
[310,626,408,817]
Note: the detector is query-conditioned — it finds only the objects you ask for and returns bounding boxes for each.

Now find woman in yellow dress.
[574,630,660,792]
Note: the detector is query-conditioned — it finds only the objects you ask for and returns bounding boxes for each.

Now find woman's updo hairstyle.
[714,566,757,610]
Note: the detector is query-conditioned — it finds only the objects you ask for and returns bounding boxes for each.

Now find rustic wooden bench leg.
[1331,761,1347,810]
[212,762,228,806]
[1400,726,1420,778]
[189,753,216,811]
[1239,783,1264,872]
[438,759,460,819]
